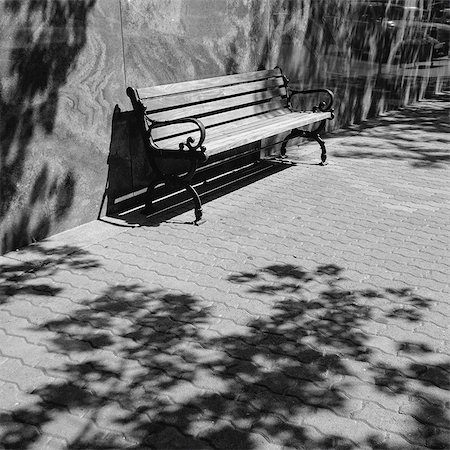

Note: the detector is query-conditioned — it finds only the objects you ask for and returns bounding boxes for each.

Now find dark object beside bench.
[126,67,334,223]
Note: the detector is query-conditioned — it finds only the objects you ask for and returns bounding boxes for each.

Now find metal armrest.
[126,86,208,161]
[289,88,335,116]
[147,117,208,162]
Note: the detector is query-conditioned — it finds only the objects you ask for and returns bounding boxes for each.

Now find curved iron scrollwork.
[289,88,335,119]
[179,135,207,160]
[146,116,208,162]
[280,86,335,164]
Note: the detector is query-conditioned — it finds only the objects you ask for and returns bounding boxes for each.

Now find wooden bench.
[126,67,334,223]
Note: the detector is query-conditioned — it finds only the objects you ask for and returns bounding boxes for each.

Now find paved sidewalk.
[1,97,449,449]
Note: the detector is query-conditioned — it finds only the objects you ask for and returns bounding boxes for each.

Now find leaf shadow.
[1,261,447,448]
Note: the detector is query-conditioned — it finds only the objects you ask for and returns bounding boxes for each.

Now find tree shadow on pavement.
[0,244,100,305]
[330,100,450,169]
[0,263,448,449]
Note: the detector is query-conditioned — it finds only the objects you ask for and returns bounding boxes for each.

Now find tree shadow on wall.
[0,263,448,448]
[0,0,96,253]
[224,0,271,74]
[280,0,441,128]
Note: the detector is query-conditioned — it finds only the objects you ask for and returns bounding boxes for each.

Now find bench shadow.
[1,258,448,449]
[101,109,297,227]
[135,159,296,227]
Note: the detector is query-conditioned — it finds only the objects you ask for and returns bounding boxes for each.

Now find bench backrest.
[129,68,289,147]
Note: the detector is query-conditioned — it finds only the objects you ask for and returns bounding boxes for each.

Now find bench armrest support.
[127,86,207,161]
[289,88,335,117]
[147,117,207,162]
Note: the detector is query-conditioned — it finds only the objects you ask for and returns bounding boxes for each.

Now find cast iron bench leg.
[280,120,328,165]
[280,129,300,157]
[313,133,327,165]
[184,183,203,224]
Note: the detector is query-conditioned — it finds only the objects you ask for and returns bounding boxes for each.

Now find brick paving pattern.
[0,97,449,449]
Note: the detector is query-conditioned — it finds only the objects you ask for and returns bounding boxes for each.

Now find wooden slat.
[206,112,332,156]
[152,113,280,153]
[151,100,289,142]
[154,108,291,149]
[145,77,286,112]
[137,68,283,99]
[158,111,331,156]
[149,87,286,122]
[219,111,331,141]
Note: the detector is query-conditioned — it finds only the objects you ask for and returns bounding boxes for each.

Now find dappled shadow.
[0,243,100,305]
[330,98,450,168]
[1,262,447,448]
[0,0,96,253]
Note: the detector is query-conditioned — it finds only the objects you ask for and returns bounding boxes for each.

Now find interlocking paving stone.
[0,98,449,449]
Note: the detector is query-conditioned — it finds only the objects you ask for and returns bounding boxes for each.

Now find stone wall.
[0,0,125,253]
[1,0,446,253]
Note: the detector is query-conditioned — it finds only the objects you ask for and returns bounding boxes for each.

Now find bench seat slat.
[145,77,286,113]
[137,68,282,99]
[153,109,291,150]
[206,111,331,156]
[157,111,331,156]
[151,102,290,142]
[210,111,327,140]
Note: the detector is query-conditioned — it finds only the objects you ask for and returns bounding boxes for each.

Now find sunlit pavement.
[0,95,449,449]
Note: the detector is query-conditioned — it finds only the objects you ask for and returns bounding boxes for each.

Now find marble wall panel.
[0,0,126,253]
[121,0,270,87]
